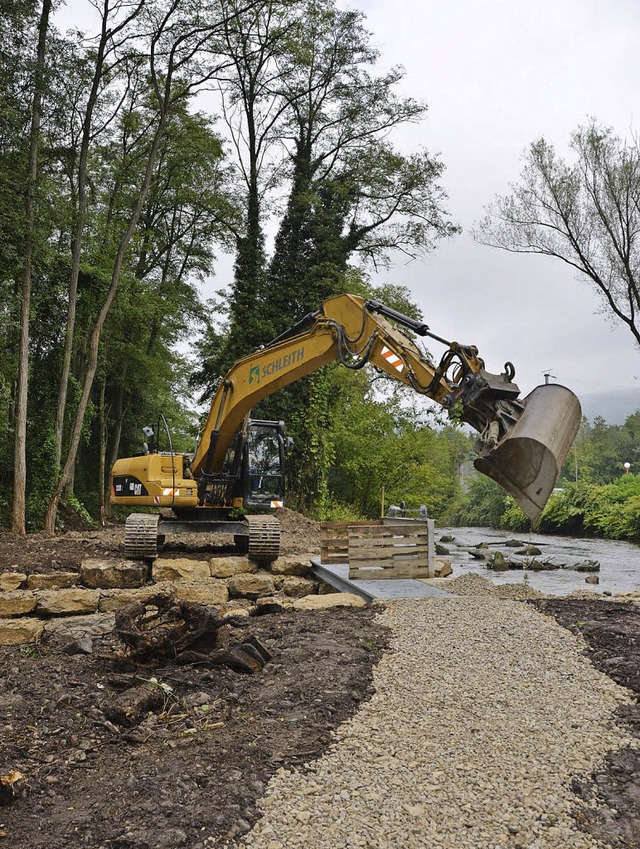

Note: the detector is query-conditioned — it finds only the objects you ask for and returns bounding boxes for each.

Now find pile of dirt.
[0,607,388,849]
[275,507,321,556]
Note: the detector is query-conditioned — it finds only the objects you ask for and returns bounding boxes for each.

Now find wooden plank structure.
[321,518,435,580]
[348,521,432,579]
[320,520,380,565]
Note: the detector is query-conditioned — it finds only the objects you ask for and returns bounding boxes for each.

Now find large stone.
[292,592,366,611]
[80,558,149,589]
[98,584,166,613]
[0,617,44,645]
[152,558,210,583]
[26,572,79,590]
[36,588,100,616]
[217,599,254,618]
[228,571,276,599]
[255,595,292,614]
[269,555,314,577]
[281,576,316,598]
[43,612,116,640]
[434,559,453,578]
[209,556,257,579]
[0,591,37,618]
[173,581,229,606]
[0,572,27,591]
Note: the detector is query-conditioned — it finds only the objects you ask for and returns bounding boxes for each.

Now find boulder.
[255,595,292,614]
[0,572,27,592]
[152,558,210,583]
[0,591,37,618]
[293,592,366,611]
[504,539,525,548]
[527,559,561,571]
[585,575,600,585]
[217,599,254,618]
[269,555,314,577]
[515,545,542,557]
[0,617,44,645]
[35,588,100,616]
[435,543,450,556]
[43,612,116,640]
[26,572,78,590]
[172,580,229,606]
[80,558,149,589]
[434,559,453,578]
[98,584,169,613]
[228,572,276,600]
[572,560,600,573]
[439,534,455,543]
[209,556,257,579]
[281,576,316,598]
[487,551,509,571]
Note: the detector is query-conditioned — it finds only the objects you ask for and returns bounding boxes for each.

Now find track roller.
[246,514,280,562]
[124,513,161,560]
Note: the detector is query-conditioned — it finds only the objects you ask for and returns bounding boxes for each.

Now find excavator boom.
[188,293,581,522]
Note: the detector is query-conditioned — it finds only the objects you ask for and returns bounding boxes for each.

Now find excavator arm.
[190,293,581,522]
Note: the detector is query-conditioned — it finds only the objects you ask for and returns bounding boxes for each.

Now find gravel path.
[233,598,635,849]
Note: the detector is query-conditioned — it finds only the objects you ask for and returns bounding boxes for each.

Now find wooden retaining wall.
[320,518,435,579]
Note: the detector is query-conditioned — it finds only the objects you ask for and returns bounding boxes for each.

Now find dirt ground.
[0,517,639,848]
[0,507,321,574]
[531,598,640,849]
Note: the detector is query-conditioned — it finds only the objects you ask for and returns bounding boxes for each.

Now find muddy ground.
[0,518,639,848]
[531,598,640,849]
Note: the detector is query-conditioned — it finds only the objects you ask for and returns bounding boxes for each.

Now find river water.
[435,526,640,596]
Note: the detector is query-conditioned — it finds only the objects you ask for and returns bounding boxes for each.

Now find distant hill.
[579,389,640,425]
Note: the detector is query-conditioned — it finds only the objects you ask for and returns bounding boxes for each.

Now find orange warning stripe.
[380,345,404,372]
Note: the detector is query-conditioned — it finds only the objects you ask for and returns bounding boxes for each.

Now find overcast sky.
[55,0,640,415]
[345,0,640,409]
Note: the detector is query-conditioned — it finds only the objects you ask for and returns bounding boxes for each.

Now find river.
[435,526,640,596]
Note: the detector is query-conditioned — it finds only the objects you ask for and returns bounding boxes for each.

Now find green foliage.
[445,473,509,528]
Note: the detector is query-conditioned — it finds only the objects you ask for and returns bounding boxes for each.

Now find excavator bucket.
[474,383,581,524]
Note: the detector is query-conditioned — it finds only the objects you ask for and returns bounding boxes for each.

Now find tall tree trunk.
[52,2,111,472]
[12,0,51,534]
[99,376,106,525]
[105,382,126,521]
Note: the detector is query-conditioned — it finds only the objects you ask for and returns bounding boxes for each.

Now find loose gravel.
[232,597,635,849]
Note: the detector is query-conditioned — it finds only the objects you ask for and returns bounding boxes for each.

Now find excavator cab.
[242,420,287,508]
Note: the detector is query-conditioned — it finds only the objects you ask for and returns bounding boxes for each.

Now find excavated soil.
[0,517,639,848]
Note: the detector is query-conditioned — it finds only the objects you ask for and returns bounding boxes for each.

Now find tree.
[266,1,456,335]
[475,122,640,351]
[43,0,251,532]
[13,0,51,534]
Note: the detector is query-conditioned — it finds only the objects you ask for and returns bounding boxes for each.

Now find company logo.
[248,347,305,385]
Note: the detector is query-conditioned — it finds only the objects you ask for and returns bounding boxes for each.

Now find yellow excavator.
[111,293,581,560]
